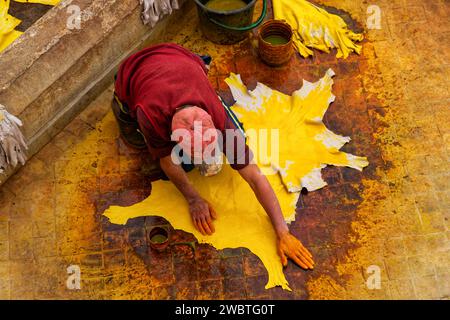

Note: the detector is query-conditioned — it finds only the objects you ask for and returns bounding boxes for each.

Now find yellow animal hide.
[272,0,364,59]
[226,69,369,193]
[104,69,369,290]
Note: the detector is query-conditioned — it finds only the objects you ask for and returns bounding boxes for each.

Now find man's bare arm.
[159,156,199,201]
[238,164,314,269]
[159,156,217,235]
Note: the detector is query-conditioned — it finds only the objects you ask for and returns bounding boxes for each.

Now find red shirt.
[115,43,251,170]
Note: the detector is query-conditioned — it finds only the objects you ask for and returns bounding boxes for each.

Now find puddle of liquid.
[263,35,289,45]
[205,0,248,11]
[150,234,168,244]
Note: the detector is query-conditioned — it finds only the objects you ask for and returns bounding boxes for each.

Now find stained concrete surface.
[9,1,53,32]
[0,0,449,299]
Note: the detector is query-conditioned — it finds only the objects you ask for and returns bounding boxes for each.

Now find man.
[113,43,314,270]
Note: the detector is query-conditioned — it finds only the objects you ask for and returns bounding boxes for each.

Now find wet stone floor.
[0,0,449,299]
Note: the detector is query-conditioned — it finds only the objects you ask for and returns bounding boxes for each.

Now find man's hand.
[277,232,314,270]
[239,165,314,269]
[188,197,217,235]
[159,156,217,236]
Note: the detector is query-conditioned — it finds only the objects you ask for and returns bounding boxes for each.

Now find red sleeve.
[222,117,253,170]
[146,143,175,160]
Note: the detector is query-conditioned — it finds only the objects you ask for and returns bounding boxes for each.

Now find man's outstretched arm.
[238,164,314,270]
[160,155,217,235]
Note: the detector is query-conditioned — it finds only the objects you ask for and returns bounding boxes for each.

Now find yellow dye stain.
[0,0,61,53]
[0,28,21,51]
[103,70,369,290]
[272,0,363,59]
[105,164,298,290]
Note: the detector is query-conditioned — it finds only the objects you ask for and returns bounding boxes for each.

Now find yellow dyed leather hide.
[104,69,369,290]
[272,0,364,58]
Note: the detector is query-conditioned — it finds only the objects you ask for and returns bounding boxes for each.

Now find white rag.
[140,0,180,27]
[0,104,28,175]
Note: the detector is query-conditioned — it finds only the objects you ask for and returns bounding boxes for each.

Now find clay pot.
[258,19,294,67]
[148,226,170,252]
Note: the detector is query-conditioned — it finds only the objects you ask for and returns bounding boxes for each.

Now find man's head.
[171,106,222,176]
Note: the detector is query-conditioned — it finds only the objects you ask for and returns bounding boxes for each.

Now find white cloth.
[140,0,180,27]
[0,104,27,174]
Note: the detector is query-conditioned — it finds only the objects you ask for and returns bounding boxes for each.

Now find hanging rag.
[140,0,180,27]
[272,0,363,59]
[0,104,28,174]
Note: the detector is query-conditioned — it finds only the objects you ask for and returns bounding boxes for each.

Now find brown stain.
[9,1,53,32]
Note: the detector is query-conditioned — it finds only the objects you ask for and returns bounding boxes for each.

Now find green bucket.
[193,0,267,45]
